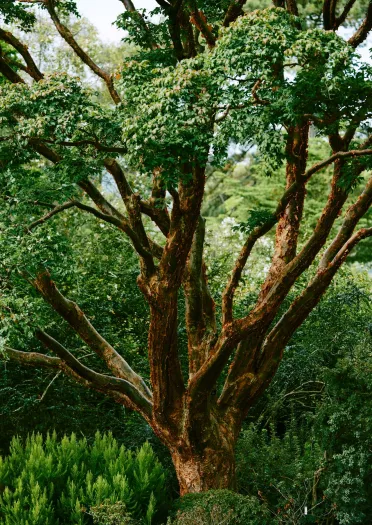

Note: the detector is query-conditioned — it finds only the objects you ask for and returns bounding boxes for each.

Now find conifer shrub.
[0,432,167,525]
[168,489,270,525]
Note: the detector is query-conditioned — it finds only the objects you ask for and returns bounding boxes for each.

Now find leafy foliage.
[235,272,372,524]
[0,0,36,31]
[168,489,270,525]
[90,501,136,525]
[237,423,326,523]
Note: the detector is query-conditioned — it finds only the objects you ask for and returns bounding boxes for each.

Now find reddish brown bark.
[171,433,236,494]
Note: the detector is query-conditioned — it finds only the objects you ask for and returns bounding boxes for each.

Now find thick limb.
[183,217,216,376]
[37,331,152,417]
[348,0,372,47]
[4,343,152,418]
[0,28,43,81]
[220,172,372,414]
[144,165,207,433]
[260,123,310,300]
[230,226,372,417]
[31,270,152,400]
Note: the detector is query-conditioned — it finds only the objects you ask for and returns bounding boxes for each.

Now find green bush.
[89,501,136,525]
[168,489,270,525]
[0,432,167,525]
[236,422,325,520]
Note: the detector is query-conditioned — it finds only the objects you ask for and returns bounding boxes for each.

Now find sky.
[76,1,371,61]
[77,0,158,42]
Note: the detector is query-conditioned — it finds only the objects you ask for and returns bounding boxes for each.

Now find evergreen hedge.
[0,432,167,525]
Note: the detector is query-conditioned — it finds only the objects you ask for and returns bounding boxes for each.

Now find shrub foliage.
[0,432,167,525]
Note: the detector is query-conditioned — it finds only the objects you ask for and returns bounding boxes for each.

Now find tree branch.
[348,0,372,48]
[104,158,133,207]
[119,0,159,50]
[4,346,61,369]
[191,172,317,401]
[323,0,333,29]
[304,148,372,179]
[335,0,357,28]
[37,330,153,417]
[144,166,207,430]
[184,216,216,376]
[222,124,313,325]
[138,168,171,236]
[4,342,152,418]
[0,55,25,83]
[44,0,121,104]
[155,0,172,10]
[222,218,276,326]
[78,179,124,220]
[287,0,299,16]
[28,138,156,276]
[223,0,246,27]
[260,123,309,300]
[194,137,370,408]
[26,197,154,264]
[320,174,372,267]
[243,224,372,414]
[103,159,156,277]
[158,166,205,290]
[0,28,43,81]
[218,146,372,413]
[189,4,216,48]
[217,158,352,408]
[31,270,152,401]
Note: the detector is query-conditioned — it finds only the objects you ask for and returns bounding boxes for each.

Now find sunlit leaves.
[114,8,371,179]
[117,56,214,182]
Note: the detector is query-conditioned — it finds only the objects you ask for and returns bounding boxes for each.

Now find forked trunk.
[172,447,236,495]
[150,394,239,495]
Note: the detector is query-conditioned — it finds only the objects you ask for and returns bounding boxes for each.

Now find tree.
[1,0,372,494]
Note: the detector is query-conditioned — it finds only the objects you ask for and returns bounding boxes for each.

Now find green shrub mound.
[168,489,270,525]
[90,501,137,525]
[0,432,167,525]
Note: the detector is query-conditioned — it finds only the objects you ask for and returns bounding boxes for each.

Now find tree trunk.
[166,409,238,495]
[171,445,236,495]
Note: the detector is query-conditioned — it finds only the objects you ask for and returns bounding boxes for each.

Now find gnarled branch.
[304,148,372,179]
[37,330,153,417]
[31,270,152,401]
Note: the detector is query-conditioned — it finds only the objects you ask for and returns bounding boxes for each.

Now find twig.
[39,370,61,401]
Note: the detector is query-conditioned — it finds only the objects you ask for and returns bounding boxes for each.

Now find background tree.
[1,0,372,495]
